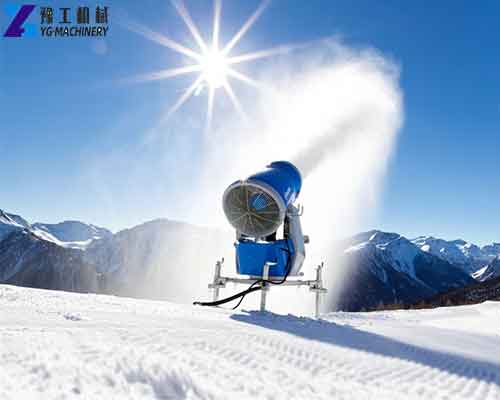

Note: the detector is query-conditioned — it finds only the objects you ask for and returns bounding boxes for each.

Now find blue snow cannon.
[222,161,304,277]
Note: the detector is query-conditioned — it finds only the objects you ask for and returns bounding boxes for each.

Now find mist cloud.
[122,39,405,314]
[185,40,404,313]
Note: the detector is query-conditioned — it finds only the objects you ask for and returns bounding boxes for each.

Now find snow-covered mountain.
[482,243,500,258]
[0,210,30,241]
[411,236,500,274]
[0,209,111,291]
[338,230,475,311]
[0,209,111,250]
[0,209,64,245]
[87,226,476,311]
[32,220,112,249]
[0,230,97,292]
[1,208,499,311]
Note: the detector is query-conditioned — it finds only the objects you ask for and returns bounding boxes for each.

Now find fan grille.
[223,183,283,237]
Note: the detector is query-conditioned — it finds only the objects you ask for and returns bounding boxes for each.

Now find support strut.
[201,259,327,318]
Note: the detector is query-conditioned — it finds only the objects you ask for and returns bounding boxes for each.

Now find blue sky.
[1,0,499,244]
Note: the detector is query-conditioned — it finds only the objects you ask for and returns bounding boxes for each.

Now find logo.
[3,4,36,37]
[3,4,110,39]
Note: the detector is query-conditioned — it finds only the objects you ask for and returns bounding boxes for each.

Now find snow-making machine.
[194,161,327,317]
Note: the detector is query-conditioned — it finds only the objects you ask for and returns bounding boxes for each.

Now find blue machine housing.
[223,160,303,238]
[236,239,294,277]
[223,160,303,277]
[247,161,302,209]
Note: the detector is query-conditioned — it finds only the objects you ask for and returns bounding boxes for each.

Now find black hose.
[193,284,262,307]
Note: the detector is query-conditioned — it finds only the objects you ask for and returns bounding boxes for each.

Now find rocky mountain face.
[474,257,500,282]
[0,209,107,293]
[0,230,97,292]
[0,210,31,241]
[336,230,475,311]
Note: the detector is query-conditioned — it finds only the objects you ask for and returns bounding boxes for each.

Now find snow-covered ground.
[1,285,499,399]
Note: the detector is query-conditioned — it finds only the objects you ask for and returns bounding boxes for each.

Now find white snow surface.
[1,285,499,400]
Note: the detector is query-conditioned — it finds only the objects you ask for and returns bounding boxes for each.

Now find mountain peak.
[348,230,401,247]
[410,235,493,274]
[32,220,112,245]
[368,230,401,244]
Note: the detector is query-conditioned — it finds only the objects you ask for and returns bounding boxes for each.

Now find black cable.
[193,284,262,307]
[229,242,292,310]
[193,240,293,309]
[231,280,262,309]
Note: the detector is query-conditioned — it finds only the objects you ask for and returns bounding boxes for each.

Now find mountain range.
[1,208,499,311]
[337,230,499,310]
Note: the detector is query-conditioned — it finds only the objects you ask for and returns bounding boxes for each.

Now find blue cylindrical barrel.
[222,161,302,237]
[247,161,302,208]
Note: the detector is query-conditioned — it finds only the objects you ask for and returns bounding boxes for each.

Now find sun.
[123,0,294,132]
[200,49,229,89]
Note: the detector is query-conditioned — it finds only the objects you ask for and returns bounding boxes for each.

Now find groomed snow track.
[1,285,499,399]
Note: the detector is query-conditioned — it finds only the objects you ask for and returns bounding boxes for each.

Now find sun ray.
[122,0,292,128]
[228,43,300,65]
[123,19,201,61]
[171,0,208,53]
[205,87,215,134]
[227,68,265,90]
[122,65,202,84]
[223,80,246,121]
[163,75,204,121]
[212,0,222,50]
[222,0,270,55]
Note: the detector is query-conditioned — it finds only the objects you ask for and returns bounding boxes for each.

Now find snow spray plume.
[148,41,403,314]
[292,109,378,179]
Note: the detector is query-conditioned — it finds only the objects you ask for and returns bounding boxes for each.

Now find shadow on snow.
[231,310,500,385]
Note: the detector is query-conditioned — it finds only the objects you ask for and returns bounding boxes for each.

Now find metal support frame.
[260,262,274,312]
[309,262,327,318]
[208,258,226,301]
[208,259,327,318]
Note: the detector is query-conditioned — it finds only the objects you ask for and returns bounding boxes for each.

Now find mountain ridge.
[1,209,499,311]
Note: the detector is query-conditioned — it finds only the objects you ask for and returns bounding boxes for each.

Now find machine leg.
[314,262,325,319]
[260,262,271,312]
[315,292,322,319]
[212,260,223,302]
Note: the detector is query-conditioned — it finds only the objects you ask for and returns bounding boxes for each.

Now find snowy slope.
[1,284,499,400]
[474,257,500,281]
